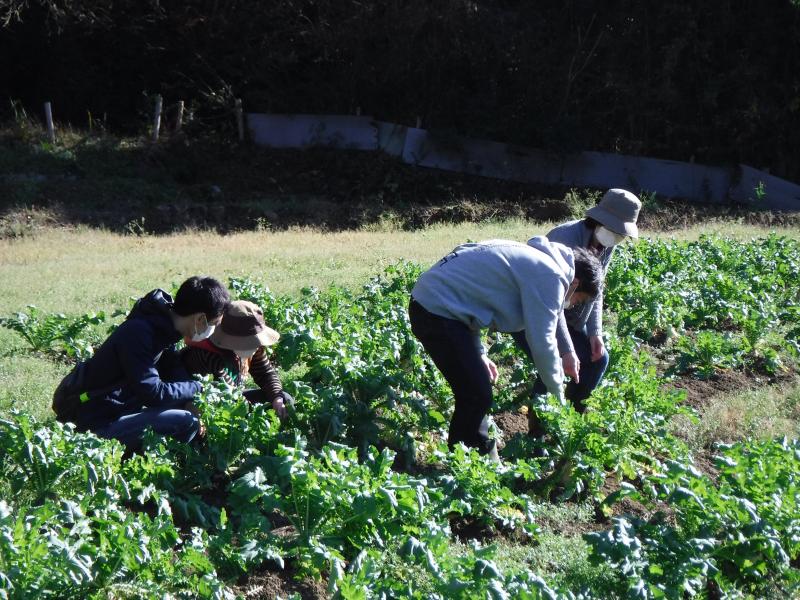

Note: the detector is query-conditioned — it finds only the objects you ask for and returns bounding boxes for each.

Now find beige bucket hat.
[586,188,641,238]
[211,300,280,350]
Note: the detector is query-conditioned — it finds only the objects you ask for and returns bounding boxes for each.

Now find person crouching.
[181,300,292,418]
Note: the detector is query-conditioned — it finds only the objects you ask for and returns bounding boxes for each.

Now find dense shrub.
[2,1,799,179]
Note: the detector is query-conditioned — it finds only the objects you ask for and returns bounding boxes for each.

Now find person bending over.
[409,238,603,459]
[514,188,641,437]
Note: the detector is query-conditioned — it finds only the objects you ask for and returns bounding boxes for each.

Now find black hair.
[572,247,604,298]
[173,276,230,319]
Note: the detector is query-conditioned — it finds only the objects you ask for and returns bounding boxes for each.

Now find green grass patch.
[675,380,800,450]
[0,333,71,421]
[494,534,622,595]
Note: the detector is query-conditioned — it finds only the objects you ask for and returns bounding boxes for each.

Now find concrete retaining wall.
[247,113,800,211]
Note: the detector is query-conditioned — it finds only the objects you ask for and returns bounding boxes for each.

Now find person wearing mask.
[52,276,230,449]
[409,237,604,460]
[514,188,641,437]
[180,300,292,418]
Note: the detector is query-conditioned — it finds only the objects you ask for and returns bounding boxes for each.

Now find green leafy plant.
[2,246,799,598]
[0,413,234,600]
[436,443,540,537]
[588,438,800,598]
[231,263,451,463]
[606,235,800,376]
[339,525,563,600]
[249,442,441,581]
[0,305,106,360]
[672,330,750,379]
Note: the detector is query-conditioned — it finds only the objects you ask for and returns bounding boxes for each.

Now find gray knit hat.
[211,300,280,350]
[586,189,641,238]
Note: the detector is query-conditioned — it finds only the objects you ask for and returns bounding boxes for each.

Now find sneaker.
[487,441,501,463]
[530,441,548,459]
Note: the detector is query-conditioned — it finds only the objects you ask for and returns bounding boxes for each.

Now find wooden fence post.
[175,100,184,133]
[44,102,55,143]
[152,95,163,142]
[235,98,244,142]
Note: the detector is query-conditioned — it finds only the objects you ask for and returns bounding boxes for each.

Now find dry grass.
[676,381,800,450]
[1,220,532,314]
[3,220,798,315]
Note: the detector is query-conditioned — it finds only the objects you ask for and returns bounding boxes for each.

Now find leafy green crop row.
[0,306,109,361]
[589,438,800,598]
[606,235,800,377]
[0,414,233,599]
[1,236,799,598]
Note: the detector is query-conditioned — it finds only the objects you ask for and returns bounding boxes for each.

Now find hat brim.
[586,205,638,238]
[210,326,280,351]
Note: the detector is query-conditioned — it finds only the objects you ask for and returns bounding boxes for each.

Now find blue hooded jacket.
[71,289,202,431]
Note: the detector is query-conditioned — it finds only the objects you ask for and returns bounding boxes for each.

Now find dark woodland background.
[2,1,799,180]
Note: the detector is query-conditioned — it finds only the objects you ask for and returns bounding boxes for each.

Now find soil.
[690,448,721,483]
[595,476,677,527]
[450,515,502,543]
[536,509,606,537]
[665,369,764,411]
[232,564,329,600]
[492,410,529,441]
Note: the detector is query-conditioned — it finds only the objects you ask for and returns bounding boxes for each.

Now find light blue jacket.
[411,237,574,397]
[536,220,614,355]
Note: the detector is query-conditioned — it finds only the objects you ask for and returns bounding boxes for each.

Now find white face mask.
[233,348,258,359]
[191,316,216,342]
[594,225,626,248]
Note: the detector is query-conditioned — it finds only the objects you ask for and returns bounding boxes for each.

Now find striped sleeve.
[248,347,283,403]
[180,347,237,387]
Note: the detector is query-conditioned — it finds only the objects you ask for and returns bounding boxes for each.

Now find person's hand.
[589,335,606,362]
[562,351,580,382]
[272,395,288,419]
[482,355,499,384]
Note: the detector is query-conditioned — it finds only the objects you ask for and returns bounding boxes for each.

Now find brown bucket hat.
[586,188,641,238]
[210,300,280,350]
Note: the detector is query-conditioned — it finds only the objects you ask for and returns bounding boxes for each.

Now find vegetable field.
[1,235,799,599]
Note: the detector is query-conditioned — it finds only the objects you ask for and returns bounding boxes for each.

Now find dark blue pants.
[409,299,494,455]
[512,327,609,436]
[94,405,200,449]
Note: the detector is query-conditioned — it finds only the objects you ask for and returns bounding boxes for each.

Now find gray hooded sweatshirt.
[411,237,574,398]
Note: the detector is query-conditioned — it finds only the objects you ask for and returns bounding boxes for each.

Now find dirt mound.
[233,566,329,600]
[666,370,754,410]
[492,410,529,439]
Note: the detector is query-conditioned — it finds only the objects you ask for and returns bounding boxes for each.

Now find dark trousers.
[93,404,200,449]
[511,327,609,436]
[408,299,494,455]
